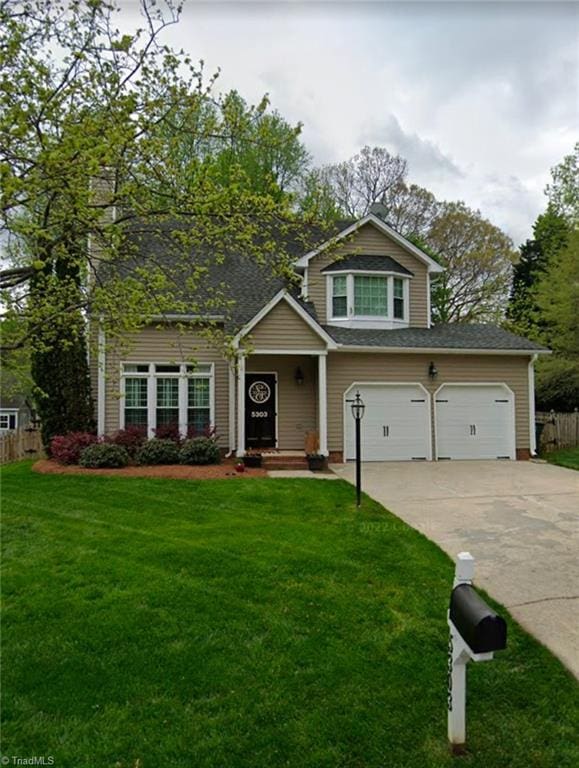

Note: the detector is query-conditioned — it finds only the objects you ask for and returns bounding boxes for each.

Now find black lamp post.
[347,390,365,507]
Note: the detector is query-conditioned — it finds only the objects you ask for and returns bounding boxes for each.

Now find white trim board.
[295,213,444,274]
[333,345,548,357]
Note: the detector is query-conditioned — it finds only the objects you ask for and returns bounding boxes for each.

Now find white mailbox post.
[447,552,507,752]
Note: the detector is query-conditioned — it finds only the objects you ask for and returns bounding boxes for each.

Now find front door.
[245,373,277,449]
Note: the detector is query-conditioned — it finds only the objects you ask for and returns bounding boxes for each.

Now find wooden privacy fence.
[536,410,579,452]
[0,427,44,464]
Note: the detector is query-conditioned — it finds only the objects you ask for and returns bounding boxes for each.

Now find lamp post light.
[347,390,365,507]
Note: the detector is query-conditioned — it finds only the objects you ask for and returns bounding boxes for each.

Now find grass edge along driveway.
[2,462,578,768]
[545,446,579,470]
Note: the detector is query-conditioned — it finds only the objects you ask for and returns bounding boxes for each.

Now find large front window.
[122,362,213,436]
[329,273,408,326]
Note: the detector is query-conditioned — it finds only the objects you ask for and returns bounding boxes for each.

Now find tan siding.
[247,355,318,449]
[327,352,530,453]
[249,300,326,350]
[103,326,230,447]
[306,223,430,326]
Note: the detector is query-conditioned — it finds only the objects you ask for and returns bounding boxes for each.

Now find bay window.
[328,272,409,327]
[121,362,214,436]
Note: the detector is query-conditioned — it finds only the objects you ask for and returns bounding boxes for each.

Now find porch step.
[261,454,309,471]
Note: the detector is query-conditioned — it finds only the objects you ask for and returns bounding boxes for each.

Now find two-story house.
[91,211,547,463]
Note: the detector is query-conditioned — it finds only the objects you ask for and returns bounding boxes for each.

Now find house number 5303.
[251,411,268,418]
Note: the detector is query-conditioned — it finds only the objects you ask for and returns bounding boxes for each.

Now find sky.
[120,1,576,243]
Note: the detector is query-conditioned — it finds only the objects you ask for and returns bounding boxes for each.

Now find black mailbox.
[450,584,507,653]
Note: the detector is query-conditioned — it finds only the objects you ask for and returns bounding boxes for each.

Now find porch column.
[228,362,236,454]
[236,353,246,456]
[318,352,328,456]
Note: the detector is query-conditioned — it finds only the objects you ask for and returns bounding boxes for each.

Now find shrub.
[179,437,221,465]
[109,426,147,457]
[154,422,182,444]
[136,438,180,466]
[79,443,130,469]
[50,432,98,464]
[186,424,217,440]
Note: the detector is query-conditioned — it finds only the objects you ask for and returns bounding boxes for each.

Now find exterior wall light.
[295,366,304,385]
[429,361,438,380]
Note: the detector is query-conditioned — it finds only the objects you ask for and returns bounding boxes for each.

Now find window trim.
[326,271,410,328]
[120,362,215,438]
[0,410,18,431]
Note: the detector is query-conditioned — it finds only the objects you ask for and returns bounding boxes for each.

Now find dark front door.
[245,373,276,449]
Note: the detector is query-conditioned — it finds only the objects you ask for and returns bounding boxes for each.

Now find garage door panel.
[435,385,515,460]
[345,384,430,461]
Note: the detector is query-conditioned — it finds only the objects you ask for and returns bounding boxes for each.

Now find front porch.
[234,352,328,458]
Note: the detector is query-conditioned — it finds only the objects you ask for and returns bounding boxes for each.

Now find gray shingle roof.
[107,218,353,331]
[321,254,413,276]
[323,324,548,351]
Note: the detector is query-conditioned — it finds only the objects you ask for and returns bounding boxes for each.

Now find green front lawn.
[1,463,577,768]
[545,446,579,470]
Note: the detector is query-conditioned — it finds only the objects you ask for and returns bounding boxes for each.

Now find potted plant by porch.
[243,453,262,468]
[307,453,326,472]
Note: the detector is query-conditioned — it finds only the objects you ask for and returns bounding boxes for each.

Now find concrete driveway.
[333,460,579,678]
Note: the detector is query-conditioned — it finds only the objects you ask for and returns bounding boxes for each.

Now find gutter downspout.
[529,353,538,456]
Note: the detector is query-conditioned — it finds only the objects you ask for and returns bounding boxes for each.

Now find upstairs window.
[393,278,405,319]
[332,275,348,318]
[329,273,409,325]
[354,276,388,316]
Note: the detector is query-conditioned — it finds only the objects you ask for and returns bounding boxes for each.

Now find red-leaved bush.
[109,426,147,457]
[154,423,182,444]
[50,432,98,464]
[186,424,217,440]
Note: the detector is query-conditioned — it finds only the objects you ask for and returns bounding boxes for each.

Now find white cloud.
[117,0,579,243]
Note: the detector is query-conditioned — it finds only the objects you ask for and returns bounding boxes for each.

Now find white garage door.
[435,384,515,460]
[345,384,431,461]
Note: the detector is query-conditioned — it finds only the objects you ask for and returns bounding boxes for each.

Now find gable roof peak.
[295,213,444,273]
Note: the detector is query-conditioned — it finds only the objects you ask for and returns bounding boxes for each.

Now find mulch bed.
[32,459,268,480]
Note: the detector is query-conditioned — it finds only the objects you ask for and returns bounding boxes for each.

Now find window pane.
[188,378,210,408]
[332,295,347,318]
[394,278,404,319]
[155,364,180,373]
[123,363,149,373]
[125,409,148,427]
[157,378,179,408]
[125,378,148,408]
[0,415,8,429]
[354,276,388,316]
[187,363,212,374]
[156,409,179,428]
[188,408,210,434]
[332,275,347,296]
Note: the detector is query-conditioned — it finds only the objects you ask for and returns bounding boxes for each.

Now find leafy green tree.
[534,229,579,410]
[0,0,322,442]
[546,142,579,226]
[507,205,568,336]
[426,202,517,323]
[163,90,311,202]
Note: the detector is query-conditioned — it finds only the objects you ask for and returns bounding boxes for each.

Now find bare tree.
[320,146,407,218]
